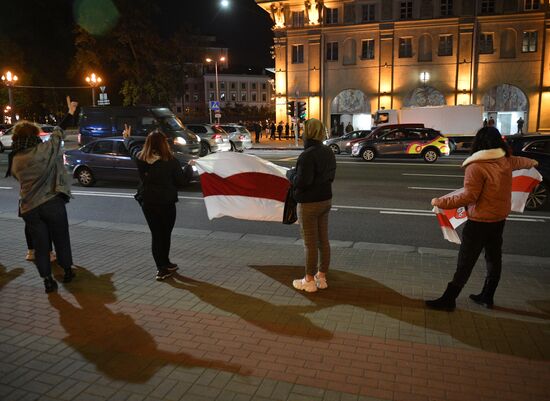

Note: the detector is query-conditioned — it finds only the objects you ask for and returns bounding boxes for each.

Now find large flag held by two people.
[433,168,542,244]
[194,152,290,222]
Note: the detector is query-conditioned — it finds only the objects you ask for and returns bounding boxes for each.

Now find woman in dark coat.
[123,125,188,280]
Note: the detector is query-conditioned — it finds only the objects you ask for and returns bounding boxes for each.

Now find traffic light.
[297,101,307,121]
[286,101,295,117]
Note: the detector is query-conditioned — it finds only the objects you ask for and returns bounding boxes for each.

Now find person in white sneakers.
[24,224,56,262]
[286,119,336,292]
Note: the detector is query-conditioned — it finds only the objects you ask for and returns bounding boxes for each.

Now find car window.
[525,140,550,154]
[404,130,422,140]
[159,116,184,131]
[221,126,236,133]
[40,126,54,133]
[382,130,405,141]
[187,125,207,134]
[113,142,130,156]
[213,126,226,134]
[81,113,111,127]
[91,141,113,155]
[238,127,249,134]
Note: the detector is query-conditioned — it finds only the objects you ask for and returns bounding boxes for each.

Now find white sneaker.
[25,250,35,261]
[292,278,317,293]
[314,274,328,290]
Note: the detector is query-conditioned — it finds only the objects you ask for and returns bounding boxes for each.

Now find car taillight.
[238,135,246,140]
[212,134,222,140]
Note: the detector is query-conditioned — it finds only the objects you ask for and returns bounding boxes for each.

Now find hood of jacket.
[462,148,506,168]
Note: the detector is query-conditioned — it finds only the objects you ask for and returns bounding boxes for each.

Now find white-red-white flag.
[194,152,290,222]
[434,167,542,243]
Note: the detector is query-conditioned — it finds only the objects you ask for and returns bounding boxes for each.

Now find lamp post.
[206,56,226,124]
[1,71,18,121]
[85,73,102,106]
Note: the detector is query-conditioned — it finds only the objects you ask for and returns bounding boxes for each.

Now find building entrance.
[482,84,528,135]
[330,89,371,136]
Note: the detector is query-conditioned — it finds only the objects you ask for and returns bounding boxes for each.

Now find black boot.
[426,283,462,311]
[63,267,75,283]
[44,276,58,293]
[469,279,498,308]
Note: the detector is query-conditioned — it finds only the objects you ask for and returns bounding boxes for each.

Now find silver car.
[0,124,57,152]
[323,130,371,154]
[185,123,232,157]
[218,124,253,152]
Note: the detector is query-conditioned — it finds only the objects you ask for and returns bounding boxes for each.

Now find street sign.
[209,101,220,111]
[214,113,222,119]
[99,86,106,93]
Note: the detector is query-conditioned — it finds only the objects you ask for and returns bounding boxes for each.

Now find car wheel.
[199,141,210,157]
[525,182,548,211]
[76,167,95,187]
[361,148,375,162]
[422,149,439,163]
[329,144,340,154]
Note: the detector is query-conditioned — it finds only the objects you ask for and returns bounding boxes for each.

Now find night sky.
[0,0,274,85]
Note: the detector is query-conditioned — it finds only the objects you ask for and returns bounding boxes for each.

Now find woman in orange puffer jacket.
[426,127,538,311]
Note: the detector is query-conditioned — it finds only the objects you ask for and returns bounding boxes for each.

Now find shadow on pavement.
[0,264,24,291]
[48,266,247,383]
[165,273,333,340]
[250,265,550,360]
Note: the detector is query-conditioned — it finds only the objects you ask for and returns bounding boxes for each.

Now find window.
[481,0,495,13]
[184,94,190,102]
[399,37,412,58]
[522,31,538,52]
[262,83,267,90]
[231,92,237,101]
[252,93,257,102]
[479,33,494,54]
[241,93,247,102]
[326,42,339,61]
[325,7,338,24]
[400,1,413,20]
[209,82,214,89]
[361,39,375,60]
[292,45,304,63]
[441,0,453,16]
[193,94,199,102]
[438,35,453,56]
[525,0,541,10]
[525,140,550,154]
[231,82,236,89]
[361,4,376,22]
[262,93,267,102]
[220,82,225,90]
[114,142,129,156]
[209,92,215,101]
[252,83,257,90]
[91,141,113,155]
[344,3,356,23]
[220,93,226,101]
[292,11,304,27]
[241,82,246,90]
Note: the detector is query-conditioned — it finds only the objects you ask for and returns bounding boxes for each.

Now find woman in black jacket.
[286,119,336,293]
[123,125,187,280]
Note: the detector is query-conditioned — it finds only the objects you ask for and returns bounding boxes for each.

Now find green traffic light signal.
[297,101,306,120]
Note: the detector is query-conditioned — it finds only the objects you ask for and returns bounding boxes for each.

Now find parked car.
[507,134,550,210]
[78,106,201,157]
[323,130,371,154]
[64,137,199,187]
[351,126,450,163]
[218,124,253,152]
[0,124,58,152]
[0,124,12,135]
[185,123,232,156]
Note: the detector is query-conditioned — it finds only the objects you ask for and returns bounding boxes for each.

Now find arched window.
[418,34,433,62]
[500,29,517,59]
[343,38,357,65]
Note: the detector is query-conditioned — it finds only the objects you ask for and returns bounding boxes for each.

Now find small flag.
[194,152,290,222]
[433,206,462,244]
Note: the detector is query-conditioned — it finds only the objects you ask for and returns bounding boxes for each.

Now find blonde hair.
[139,130,173,161]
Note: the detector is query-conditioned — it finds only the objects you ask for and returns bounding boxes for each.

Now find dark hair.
[470,127,510,156]
[139,130,173,161]
[12,121,41,141]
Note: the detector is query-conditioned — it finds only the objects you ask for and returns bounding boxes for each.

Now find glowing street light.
[1,71,18,119]
[85,73,102,106]
[220,0,230,8]
[205,57,226,123]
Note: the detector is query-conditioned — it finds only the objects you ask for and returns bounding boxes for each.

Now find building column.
[308,33,322,120]
[537,18,550,132]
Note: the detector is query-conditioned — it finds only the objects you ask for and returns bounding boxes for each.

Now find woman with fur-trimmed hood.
[427,127,538,311]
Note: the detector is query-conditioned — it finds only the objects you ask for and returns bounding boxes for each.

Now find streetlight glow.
[220,0,230,8]
[85,73,103,106]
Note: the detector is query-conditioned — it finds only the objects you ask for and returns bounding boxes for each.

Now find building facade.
[256,0,550,135]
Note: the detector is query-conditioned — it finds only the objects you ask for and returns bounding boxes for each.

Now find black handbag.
[282,187,298,225]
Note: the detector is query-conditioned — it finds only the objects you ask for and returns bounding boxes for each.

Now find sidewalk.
[1,215,549,401]
[250,136,303,151]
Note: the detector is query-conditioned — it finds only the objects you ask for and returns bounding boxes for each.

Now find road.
[0,149,548,257]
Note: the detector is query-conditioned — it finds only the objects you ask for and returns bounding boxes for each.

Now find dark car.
[64,137,199,187]
[507,135,550,210]
[78,106,201,157]
[323,130,371,154]
[350,126,450,163]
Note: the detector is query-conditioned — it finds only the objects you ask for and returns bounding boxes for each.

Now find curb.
[1,214,548,266]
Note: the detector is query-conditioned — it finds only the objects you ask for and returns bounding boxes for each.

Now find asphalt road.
[0,149,549,257]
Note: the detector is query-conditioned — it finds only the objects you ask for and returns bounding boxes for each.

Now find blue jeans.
[22,196,73,277]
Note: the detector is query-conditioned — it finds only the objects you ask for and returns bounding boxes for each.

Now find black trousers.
[22,196,73,277]
[142,202,176,268]
[451,219,506,288]
[25,224,52,251]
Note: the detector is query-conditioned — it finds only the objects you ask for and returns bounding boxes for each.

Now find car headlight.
[191,165,198,173]
[175,136,187,145]
[323,140,327,145]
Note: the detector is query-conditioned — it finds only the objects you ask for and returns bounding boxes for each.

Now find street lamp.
[419,71,430,85]
[1,71,18,120]
[220,0,230,8]
[85,73,102,106]
[205,56,226,123]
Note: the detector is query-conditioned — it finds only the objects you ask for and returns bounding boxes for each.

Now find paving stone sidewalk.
[1,216,549,401]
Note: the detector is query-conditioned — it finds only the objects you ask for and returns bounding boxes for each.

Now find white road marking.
[380,211,432,217]
[337,161,463,167]
[408,186,459,191]
[403,173,464,178]
[0,186,13,189]
[71,190,203,201]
